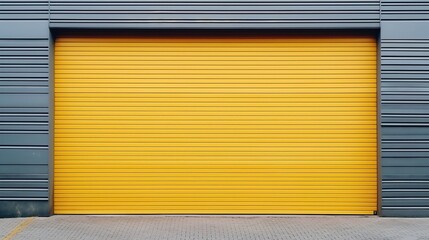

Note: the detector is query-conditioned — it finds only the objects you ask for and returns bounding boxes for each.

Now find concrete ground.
[1,215,429,240]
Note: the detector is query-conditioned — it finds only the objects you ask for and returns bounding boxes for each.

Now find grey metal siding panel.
[0,0,48,20]
[381,21,429,217]
[49,0,380,29]
[0,21,49,203]
[6,0,429,218]
[382,0,429,20]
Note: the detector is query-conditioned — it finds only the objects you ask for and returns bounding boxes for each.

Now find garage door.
[54,34,377,214]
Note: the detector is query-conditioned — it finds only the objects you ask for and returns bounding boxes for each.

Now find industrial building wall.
[48,0,380,29]
[1,0,429,217]
[380,0,429,216]
[0,1,48,20]
[0,1,51,217]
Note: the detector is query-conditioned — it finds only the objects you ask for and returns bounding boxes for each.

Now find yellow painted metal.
[54,35,377,214]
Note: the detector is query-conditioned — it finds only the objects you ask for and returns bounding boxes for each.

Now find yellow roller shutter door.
[54,35,377,214]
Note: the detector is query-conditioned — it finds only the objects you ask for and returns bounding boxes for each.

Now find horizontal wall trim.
[0,198,48,201]
[49,23,381,29]
[0,21,49,39]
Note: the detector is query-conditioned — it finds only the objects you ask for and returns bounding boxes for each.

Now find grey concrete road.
[1,215,429,240]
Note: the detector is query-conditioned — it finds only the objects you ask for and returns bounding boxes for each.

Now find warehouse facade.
[0,1,428,217]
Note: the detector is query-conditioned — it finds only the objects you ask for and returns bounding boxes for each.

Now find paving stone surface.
[1,215,429,240]
[0,217,25,239]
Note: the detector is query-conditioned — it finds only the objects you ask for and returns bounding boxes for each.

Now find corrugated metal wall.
[0,0,428,217]
[381,21,429,217]
[0,19,50,216]
[381,0,429,20]
[49,0,380,29]
[0,0,48,20]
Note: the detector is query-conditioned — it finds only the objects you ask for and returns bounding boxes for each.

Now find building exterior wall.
[0,0,428,218]
[0,1,48,20]
[0,16,51,217]
[49,0,380,29]
[380,21,429,217]
[380,0,429,217]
